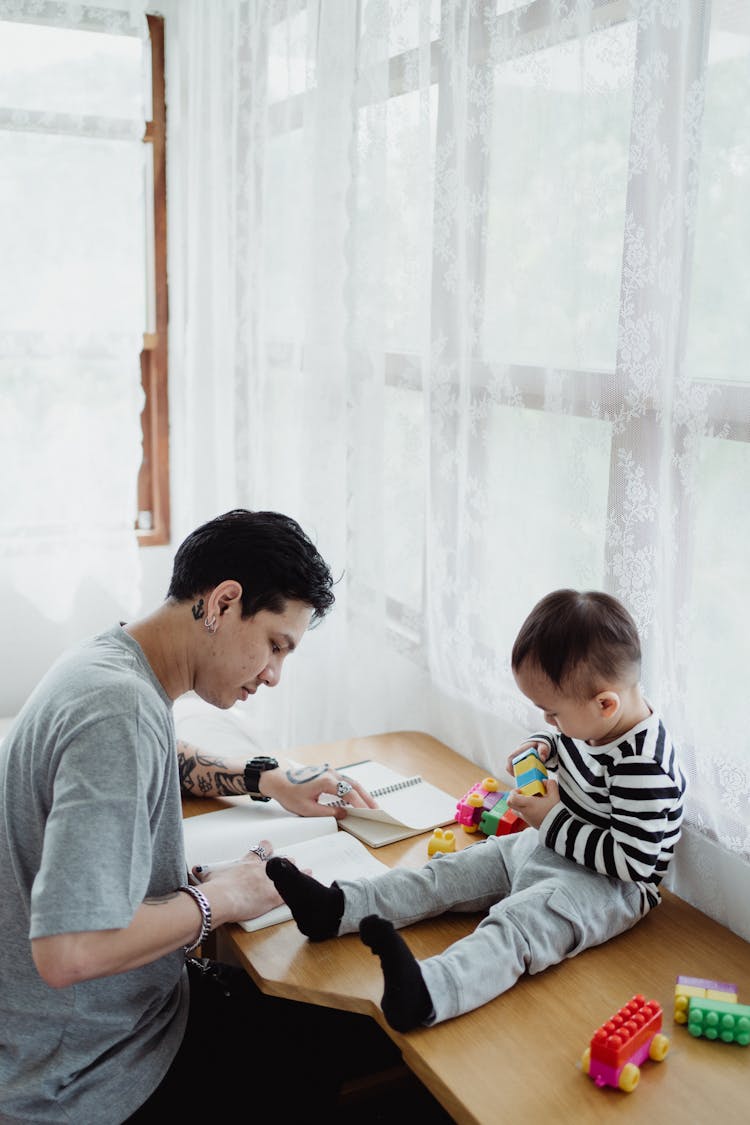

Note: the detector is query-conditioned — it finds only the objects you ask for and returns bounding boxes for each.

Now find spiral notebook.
[326,759,458,847]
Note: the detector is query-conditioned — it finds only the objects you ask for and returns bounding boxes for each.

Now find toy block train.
[582,994,668,1092]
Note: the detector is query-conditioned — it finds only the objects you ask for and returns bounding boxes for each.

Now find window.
[261,0,749,755]
[0,7,169,548]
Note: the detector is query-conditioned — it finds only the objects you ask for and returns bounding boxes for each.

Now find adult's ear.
[208,580,243,620]
[596,691,620,719]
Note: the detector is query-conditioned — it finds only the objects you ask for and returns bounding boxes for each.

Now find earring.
[204,615,217,634]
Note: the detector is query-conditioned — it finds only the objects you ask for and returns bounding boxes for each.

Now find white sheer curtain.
[0,0,147,710]
[162,0,750,938]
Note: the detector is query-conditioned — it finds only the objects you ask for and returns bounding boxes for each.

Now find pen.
[193,859,239,876]
[194,841,273,876]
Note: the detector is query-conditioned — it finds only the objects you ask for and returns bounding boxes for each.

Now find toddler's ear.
[596,691,620,719]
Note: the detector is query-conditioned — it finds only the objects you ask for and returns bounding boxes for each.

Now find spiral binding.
[369,775,422,797]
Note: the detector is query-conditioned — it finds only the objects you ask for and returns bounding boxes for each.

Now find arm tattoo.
[145,891,181,905]
[178,741,248,797]
[285,763,328,785]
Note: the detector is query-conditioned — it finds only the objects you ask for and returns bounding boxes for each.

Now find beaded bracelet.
[179,884,212,955]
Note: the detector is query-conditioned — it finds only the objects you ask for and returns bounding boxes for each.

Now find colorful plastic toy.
[455,778,526,837]
[674,975,738,1024]
[455,777,497,832]
[427,828,456,857]
[510,747,547,796]
[582,994,668,1093]
[686,996,750,1045]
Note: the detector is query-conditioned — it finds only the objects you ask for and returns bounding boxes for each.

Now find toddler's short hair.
[511,589,641,698]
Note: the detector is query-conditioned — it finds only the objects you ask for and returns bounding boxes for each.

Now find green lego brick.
[687,996,750,1045]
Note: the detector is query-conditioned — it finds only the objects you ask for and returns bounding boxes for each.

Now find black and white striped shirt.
[533,711,686,910]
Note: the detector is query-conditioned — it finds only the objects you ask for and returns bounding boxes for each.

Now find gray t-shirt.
[0,626,189,1124]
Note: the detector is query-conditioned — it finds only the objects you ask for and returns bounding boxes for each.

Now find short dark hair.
[167,509,335,625]
[511,589,641,697]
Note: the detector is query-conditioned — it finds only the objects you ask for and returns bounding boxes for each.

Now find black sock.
[359,915,433,1032]
[266,856,344,941]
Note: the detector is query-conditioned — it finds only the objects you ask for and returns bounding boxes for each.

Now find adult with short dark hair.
[0,509,394,1124]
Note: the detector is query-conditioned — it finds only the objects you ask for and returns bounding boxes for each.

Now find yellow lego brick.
[674,995,690,1023]
[706,989,737,1003]
[675,984,707,999]
[518,778,546,797]
[512,751,547,776]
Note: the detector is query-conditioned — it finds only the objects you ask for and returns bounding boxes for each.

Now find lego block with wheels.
[582,995,668,1092]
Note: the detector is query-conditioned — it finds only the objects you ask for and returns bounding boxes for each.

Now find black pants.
[126,958,402,1121]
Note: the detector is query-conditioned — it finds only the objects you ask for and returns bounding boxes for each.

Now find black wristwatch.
[243,756,279,801]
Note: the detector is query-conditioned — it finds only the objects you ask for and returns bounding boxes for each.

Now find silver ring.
[249,843,271,861]
[336,780,353,798]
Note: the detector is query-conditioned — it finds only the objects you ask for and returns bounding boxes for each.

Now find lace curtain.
[0,0,147,698]
[162,0,749,936]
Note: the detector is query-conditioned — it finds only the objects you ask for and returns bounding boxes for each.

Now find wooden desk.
[183,731,750,1125]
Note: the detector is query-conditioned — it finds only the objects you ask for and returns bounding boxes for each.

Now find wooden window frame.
[137,13,170,546]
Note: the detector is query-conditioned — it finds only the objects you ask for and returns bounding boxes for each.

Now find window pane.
[684,2,750,383]
[0,354,143,529]
[472,405,611,648]
[385,383,425,605]
[0,131,145,332]
[361,0,441,54]
[386,89,435,352]
[355,87,436,353]
[482,22,636,371]
[685,437,750,750]
[268,9,309,103]
[264,128,307,340]
[0,21,144,121]
[251,357,306,516]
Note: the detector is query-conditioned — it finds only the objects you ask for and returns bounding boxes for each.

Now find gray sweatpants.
[337,828,648,1025]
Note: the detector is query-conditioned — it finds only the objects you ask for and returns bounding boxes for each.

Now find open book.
[182,803,388,932]
[329,759,458,847]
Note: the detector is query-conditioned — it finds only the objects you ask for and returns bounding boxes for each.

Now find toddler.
[267,589,686,1030]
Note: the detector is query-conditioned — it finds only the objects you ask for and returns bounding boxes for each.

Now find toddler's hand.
[507,776,560,830]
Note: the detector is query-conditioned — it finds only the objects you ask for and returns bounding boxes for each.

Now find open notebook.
[182,761,459,927]
[327,759,458,847]
[182,804,388,932]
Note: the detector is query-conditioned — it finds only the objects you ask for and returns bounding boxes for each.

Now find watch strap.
[243,756,278,802]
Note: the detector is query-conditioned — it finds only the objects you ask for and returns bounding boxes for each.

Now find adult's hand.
[258,762,379,819]
[191,839,283,922]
